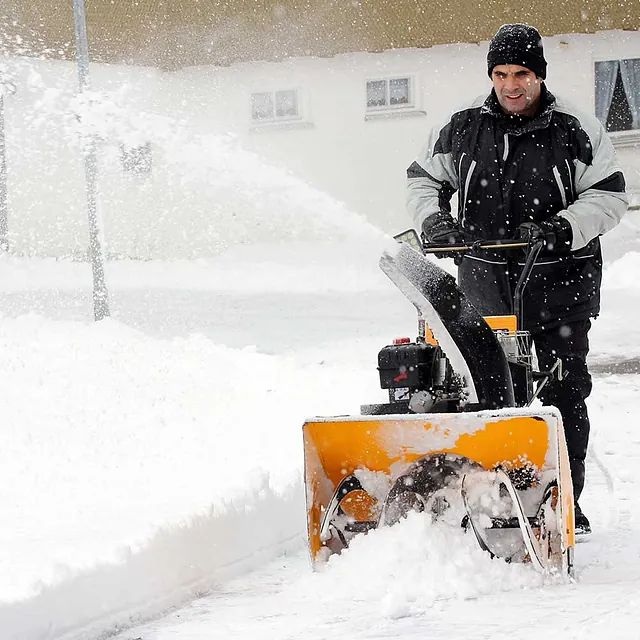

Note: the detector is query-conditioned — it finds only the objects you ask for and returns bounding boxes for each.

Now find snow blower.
[303,231,575,575]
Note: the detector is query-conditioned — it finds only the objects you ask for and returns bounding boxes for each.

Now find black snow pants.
[532,319,592,502]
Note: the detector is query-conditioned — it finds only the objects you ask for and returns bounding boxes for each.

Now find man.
[407,23,628,535]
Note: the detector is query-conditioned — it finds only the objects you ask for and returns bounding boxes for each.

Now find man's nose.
[504,76,520,92]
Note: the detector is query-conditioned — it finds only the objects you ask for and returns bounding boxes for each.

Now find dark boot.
[575,502,592,536]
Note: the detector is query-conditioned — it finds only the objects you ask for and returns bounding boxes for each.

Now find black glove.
[516,216,573,252]
[421,212,464,260]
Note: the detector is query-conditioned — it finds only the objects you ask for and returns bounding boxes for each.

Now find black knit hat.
[487,24,547,79]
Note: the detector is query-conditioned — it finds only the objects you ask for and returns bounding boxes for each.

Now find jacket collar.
[481,84,556,135]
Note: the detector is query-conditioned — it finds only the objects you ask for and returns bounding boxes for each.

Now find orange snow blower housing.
[303,233,575,575]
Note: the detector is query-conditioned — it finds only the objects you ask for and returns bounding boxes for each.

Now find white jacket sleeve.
[407,119,459,232]
[556,109,629,250]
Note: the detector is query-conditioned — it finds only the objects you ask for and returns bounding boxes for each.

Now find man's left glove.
[516,216,573,252]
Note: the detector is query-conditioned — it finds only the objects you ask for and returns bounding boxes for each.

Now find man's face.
[491,64,542,116]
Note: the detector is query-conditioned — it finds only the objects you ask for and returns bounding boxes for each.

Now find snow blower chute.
[303,232,575,575]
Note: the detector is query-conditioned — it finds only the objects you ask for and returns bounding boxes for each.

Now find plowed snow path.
[118,375,640,640]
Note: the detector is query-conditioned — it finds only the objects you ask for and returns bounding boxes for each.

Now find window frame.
[365,75,415,112]
[593,56,640,147]
[250,87,303,125]
[363,74,425,121]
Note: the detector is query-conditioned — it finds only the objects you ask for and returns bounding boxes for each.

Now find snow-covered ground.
[2,204,640,639]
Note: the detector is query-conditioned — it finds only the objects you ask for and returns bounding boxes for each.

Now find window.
[251,89,300,123]
[595,59,640,133]
[366,77,412,110]
[120,142,152,175]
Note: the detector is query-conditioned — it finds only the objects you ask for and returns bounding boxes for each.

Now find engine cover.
[378,342,440,390]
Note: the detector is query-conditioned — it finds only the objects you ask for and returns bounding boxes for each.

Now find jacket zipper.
[461,159,477,224]
[502,133,509,162]
[457,152,465,219]
[565,158,575,201]
[458,152,466,186]
[552,166,568,209]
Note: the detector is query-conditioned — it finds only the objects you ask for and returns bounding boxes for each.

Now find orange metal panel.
[303,413,555,561]
[484,315,518,333]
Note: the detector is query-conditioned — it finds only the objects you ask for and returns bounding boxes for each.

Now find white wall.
[2,29,639,258]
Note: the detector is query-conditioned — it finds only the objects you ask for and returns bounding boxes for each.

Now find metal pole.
[0,93,7,251]
[72,0,110,321]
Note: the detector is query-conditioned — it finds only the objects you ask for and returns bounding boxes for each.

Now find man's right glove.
[516,216,573,253]
[421,212,464,260]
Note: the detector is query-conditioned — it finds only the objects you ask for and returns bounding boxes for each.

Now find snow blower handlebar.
[392,228,532,255]
[422,240,530,253]
[512,240,544,330]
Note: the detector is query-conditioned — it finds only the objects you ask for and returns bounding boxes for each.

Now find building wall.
[221,30,640,233]
[2,29,639,258]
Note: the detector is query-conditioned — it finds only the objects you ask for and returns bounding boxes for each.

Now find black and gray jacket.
[407,86,628,331]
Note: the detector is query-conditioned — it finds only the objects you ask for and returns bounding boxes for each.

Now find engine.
[361,338,464,415]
